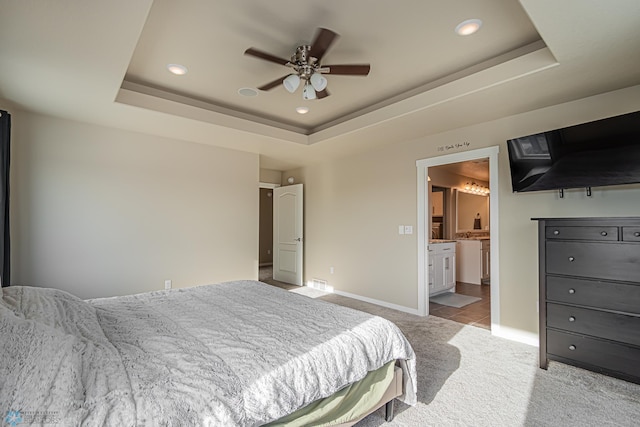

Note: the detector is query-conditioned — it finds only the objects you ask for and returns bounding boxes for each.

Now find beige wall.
[7,85,640,338]
[289,84,640,337]
[10,111,259,299]
[259,168,282,185]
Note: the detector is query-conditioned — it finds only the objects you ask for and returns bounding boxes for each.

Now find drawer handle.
[568,256,575,262]
[600,231,607,236]
[635,232,640,237]
[568,288,576,294]
[569,345,576,351]
[553,230,560,235]
[568,316,576,322]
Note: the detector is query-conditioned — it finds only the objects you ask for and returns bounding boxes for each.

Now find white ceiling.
[435,159,490,183]
[1,1,640,170]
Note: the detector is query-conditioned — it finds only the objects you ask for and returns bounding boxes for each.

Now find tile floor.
[429,281,491,329]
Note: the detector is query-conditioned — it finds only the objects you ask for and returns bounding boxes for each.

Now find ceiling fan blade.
[309,28,339,61]
[316,88,330,99]
[244,48,291,66]
[257,75,288,91]
[323,64,371,76]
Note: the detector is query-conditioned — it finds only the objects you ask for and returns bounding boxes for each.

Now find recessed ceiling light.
[455,19,482,36]
[167,63,188,75]
[238,87,258,97]
[296,106,309,114]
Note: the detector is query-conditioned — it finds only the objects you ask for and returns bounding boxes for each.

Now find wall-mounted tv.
[507,110,640,193]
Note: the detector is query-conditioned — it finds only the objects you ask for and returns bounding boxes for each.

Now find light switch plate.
[398,225,405,235]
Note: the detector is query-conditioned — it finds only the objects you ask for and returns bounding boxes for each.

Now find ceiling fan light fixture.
[244,28,370,100]
[283,74,301,93]
[310,73,328,91]
[455,19,483,36]
[302,82,316,100]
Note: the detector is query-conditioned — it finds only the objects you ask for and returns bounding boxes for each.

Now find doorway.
[258,182,304,287]
[416,146,500,330]
[428,161,491,328]
[258,182,279,282]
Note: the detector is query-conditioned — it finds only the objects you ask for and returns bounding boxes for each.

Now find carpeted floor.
[314,293,640,427]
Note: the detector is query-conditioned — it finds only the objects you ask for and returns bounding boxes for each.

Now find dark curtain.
[0,110,10,287]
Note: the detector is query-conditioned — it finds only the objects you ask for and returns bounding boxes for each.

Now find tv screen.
[507,110,640,192]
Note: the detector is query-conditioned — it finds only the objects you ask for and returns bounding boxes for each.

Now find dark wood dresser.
[534,217,640,384]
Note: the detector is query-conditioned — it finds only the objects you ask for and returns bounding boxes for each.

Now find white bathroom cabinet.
[428,242,456,296]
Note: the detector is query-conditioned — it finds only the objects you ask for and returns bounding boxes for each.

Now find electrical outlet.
[164,280,172,290]
[404,225,413,234]
[330,266,334,274]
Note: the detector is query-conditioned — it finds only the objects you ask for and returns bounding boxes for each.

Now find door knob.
[294,237,302,242]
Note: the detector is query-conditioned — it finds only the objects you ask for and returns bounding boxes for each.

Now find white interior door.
[273,184,303,286]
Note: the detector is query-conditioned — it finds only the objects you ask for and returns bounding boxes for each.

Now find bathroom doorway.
[428,161,491,329]
[416,146,500,331]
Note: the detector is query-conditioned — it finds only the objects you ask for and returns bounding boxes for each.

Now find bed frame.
[334,365,403,426]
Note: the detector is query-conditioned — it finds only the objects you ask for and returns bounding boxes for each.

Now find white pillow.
[1,286,108,343]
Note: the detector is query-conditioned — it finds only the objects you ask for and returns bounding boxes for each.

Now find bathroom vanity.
[456,237,490,285]
[428,240,456,296]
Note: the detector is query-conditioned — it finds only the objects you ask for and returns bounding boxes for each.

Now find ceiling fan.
[244,28,370,100]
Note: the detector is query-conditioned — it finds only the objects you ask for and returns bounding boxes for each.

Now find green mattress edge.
[266,360,396,427]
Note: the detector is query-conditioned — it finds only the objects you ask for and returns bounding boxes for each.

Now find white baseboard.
[492,324,539,347]
[333,290,420,316]
[332,289,539,347]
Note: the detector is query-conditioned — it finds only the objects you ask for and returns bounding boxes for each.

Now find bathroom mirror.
[455,190,490,232]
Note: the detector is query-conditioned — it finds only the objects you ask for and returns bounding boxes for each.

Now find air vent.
[310,278,333,292]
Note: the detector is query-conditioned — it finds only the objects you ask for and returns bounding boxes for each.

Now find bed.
[0,280,416,426]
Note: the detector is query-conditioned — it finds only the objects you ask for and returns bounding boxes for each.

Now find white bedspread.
[0,281,416,426]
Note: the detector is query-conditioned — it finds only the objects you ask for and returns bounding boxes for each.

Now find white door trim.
[416,146,500,330]
[259,182,281,189]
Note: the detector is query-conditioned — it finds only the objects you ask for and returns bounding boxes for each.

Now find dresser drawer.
[622,227,640,242]
[546,226,619,241]
[547,303,640,346]
[546,241,640,282]
[547,329,640,379]
[546,276,640,314]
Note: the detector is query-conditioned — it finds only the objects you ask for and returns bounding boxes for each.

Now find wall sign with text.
[437,141,470,152]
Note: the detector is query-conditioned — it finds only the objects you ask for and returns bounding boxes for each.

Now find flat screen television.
[507,110,640,193]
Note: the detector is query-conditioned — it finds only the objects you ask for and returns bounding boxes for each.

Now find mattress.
[0,280,416,426]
